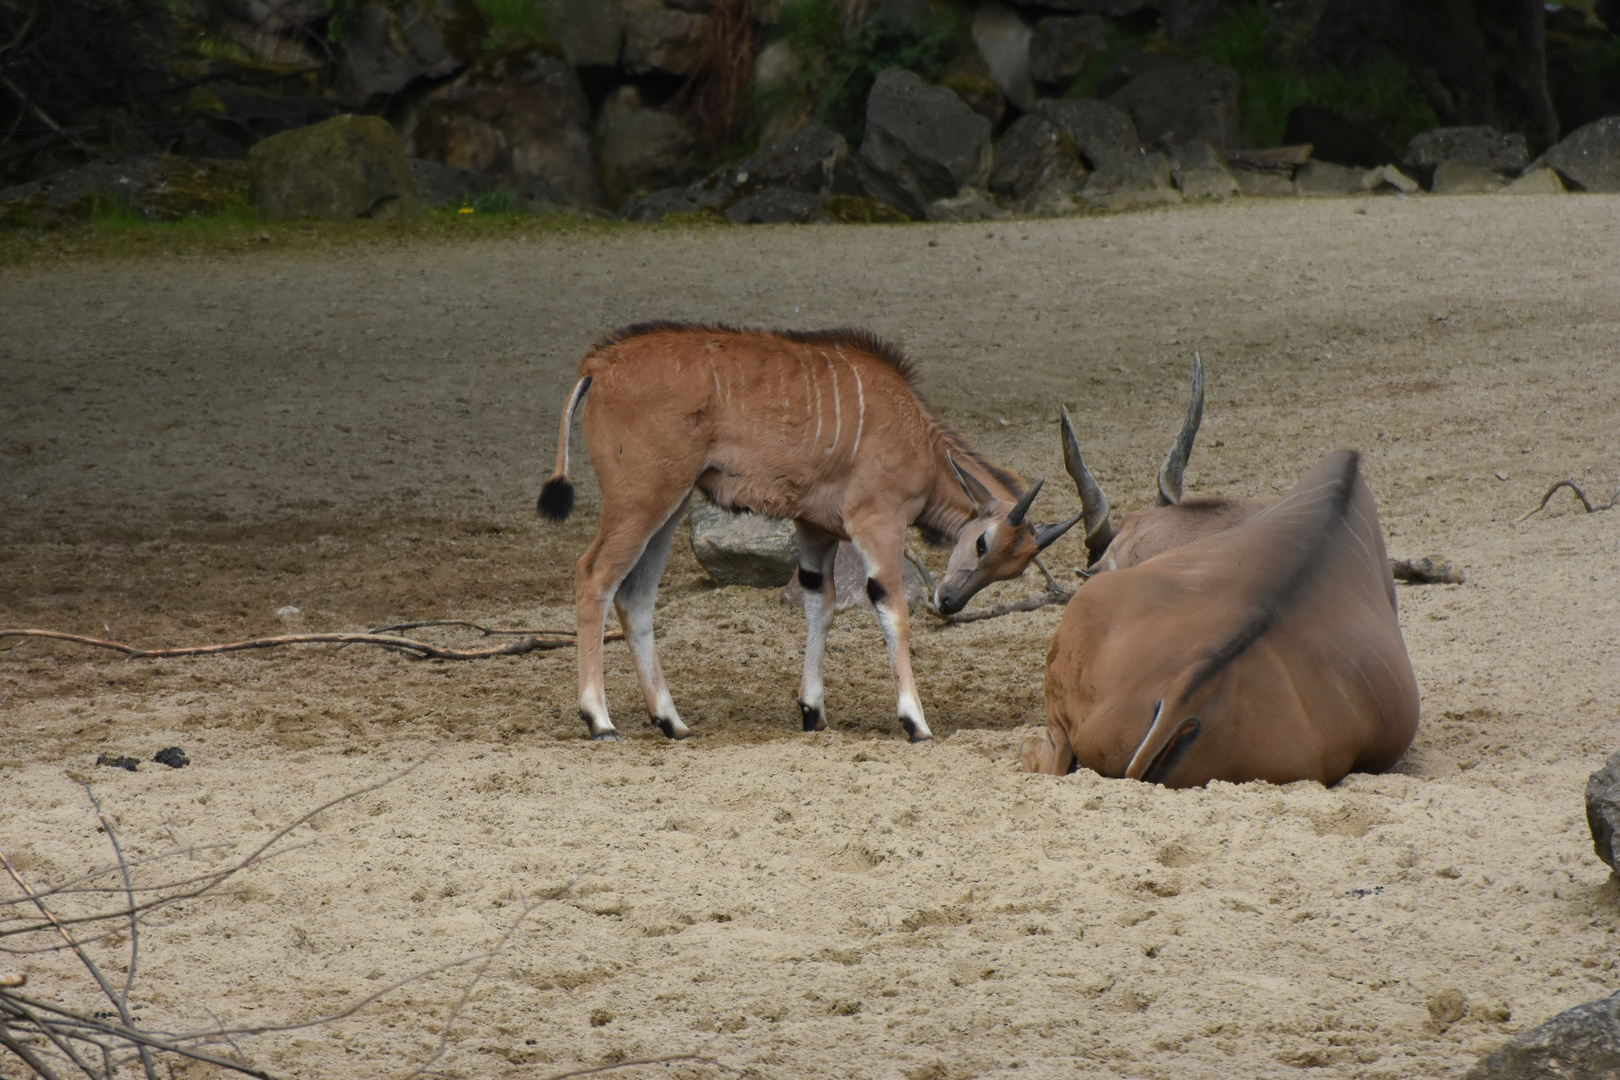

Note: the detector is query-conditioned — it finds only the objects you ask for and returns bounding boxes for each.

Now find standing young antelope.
[540,322,1081,743]
[1023,359,1421,786]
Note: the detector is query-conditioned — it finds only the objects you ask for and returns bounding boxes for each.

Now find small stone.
[924,187,1006,222]
[96,754,140,772]
[1504,167,1566,195]
[1081,152,1182,209]
[1169,141,1238,200]
[1361,164,1418,193]
[276,606,301,616]
[1233,169,1295,197]
[1432,160,1509,194]
[1429,989,1469,1033]
[1294,159,1367,197]
[153,746,190,769]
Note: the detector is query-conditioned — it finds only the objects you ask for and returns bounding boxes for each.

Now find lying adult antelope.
[1023,359,1420,786]
[540,322,1081,743]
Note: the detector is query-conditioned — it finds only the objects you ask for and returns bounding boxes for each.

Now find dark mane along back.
[591,321,916,384]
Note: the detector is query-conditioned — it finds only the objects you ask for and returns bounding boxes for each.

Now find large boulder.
[1465,990,1620,1079]
[1282,104,1397,169]
[1104,56,1240,151]
[1432,160,1508,193]
[0,156,252,228]
[689,500,799,588]
[989,114,1086,201]
[1293,158,1366,196]
[725,187,830,224]
[597,86,703,208]
[971,2,1035,111]
[249,114,420,221]
[1029,15,1107,88]
[857,68,993,219]
[1588,749,1620,873]
[1033,98,1139,171]
[925,187,1006,221]
[623,6,712,77]
[1544,116,1620,193]
[1405,126,1529,176]
[1081,152,1181,208]
[407,51,603,207]
[736,124,860,197]
[549,0,625,67]
[408,158,491,208]
[335,3,456,103]
[781,542,930,613]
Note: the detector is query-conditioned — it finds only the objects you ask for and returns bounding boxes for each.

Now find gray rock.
[1293,159,1367,196]
[857,68,993,219]
[623,6,711,77]
[1405,126,1529,175]
[336,3,455,102]
[1169,140,1237,200]
[1588,749,1620,873]
[1104,57,1239,151]
[1361,163,1418,193]
[406,51,603,207]
[925,187,1006,221]
[781,542,930,613]
[1544,116,1620,193]
[1020,0,1152,14]
[989,115,1086,200]
[1431,160,1509,194]
[1465,990,1620,1079]
[408,158,491,208]
[1034,98,1140,172]
[249,114,420,221]
[1081,152,1181,209]
[597,86,703,208]
[754,39,801,89]
[971,1,1035,111]
[736,124,859,196]
[725,186,830,224]
[0,155,252,226]
[689,499,799,588]
[222,0,325,34]
[1234,168,1295,197]
[619,186,708,223]
[1029,15,1108,87]
[1157,0,1237,43]
[1504,167,1566,195]
[549,0,624,67]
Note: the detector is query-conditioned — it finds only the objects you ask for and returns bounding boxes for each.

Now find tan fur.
[1025,450,1421,787]
[544,323,1078,742]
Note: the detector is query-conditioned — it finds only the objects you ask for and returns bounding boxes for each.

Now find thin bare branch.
[1389,557,1466,585]
[1517,478,1619,522]
[79,783,159,1080]
[0,627,620,662]
[0,993,277,1079]
[929,588,1073,625]
[0,994,104,1079]
[361,620,582,638]
[0,1023,68,1080]
[400,901,534,1080]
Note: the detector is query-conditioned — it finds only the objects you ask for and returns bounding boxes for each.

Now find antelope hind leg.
[793,522,839,732]
[615,493,693,740]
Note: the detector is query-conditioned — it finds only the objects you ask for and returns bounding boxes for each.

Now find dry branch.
[931,588,1074,625]
[1389,557,1465,585]
[1516,479,1620,523]
[0,626,622,662]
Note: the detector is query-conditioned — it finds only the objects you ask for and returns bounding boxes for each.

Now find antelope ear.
[1157,352,1205,506]
[947,451,994,515]
[1005,477,1043,527]
[1034,508,1083,550]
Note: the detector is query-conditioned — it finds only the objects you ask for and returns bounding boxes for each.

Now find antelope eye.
[975,534,987,558]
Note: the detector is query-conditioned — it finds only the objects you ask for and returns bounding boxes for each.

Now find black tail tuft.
[537,476,576,522]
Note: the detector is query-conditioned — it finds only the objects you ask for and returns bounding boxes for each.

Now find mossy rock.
[659,208,731,226]
[823,195,910,224]
[248,114,420,222]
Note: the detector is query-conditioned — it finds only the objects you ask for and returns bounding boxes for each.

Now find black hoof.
[652,716,692,740]
[900,718,932,744]
[590,730,622,742]
[799,701,827,732]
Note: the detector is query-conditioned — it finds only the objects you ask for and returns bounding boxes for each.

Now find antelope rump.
[539,322,1081,744]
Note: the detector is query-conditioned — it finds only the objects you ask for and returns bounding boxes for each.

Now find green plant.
[475,0,549,49]
[459,187,527,215]
[1196,0,1437,148]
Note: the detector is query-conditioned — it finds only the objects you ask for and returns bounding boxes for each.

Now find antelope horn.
[1034,508,1083,550]
[1060,406,1116,565]
[1006,477,1044,526]
[1157,352,1205,506]
[947,451,994,515]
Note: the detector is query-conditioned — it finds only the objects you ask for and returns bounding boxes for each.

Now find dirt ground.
[1,194,1617,1080]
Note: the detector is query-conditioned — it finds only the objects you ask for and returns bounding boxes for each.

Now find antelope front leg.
[615,495,692,740]
[793,522,839,732]
[854,539,932,744]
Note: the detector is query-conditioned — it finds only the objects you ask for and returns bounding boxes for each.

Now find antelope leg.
[851,528,932,744]
[614,492,693,740]
[793,522,840,732]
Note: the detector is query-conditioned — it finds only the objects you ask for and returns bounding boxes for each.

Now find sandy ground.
[1,195,1618,1080]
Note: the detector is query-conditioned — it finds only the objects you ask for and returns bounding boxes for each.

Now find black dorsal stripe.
[1175,451,1361,707]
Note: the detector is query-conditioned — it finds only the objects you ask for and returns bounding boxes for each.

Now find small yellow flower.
[458,206,474,215]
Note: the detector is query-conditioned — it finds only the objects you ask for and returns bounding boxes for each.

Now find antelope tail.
[1124,699,1203,785]
[537,376,592,522]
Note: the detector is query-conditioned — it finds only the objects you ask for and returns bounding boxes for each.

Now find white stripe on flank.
[806,358,823,445]
[713,368,723,402]
[823,352,841,454]
[849,361,865,460]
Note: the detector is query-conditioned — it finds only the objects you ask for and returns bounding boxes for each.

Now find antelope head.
[933,455,1083,615]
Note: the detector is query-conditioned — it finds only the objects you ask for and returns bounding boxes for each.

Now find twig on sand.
[1389,557,1466,586]
[538,1034,737,1080]
[1516,479,1620,523]
[0,626,622,662]
[930,588,1074,625]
